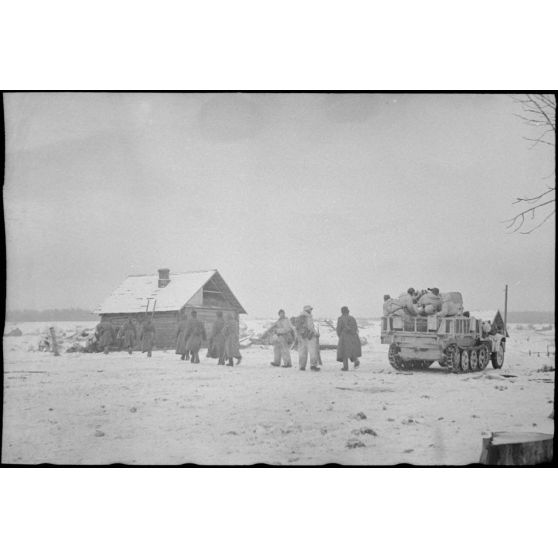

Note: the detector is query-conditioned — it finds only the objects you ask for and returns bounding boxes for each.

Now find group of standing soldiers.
[95,304,362,372]
[95,316,156,357]
[176,310,242,366]
[95,312,241,365]
[268,305,362,372]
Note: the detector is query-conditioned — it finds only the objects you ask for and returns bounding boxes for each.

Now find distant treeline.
[506,311,554,324]
[6,308,97,322]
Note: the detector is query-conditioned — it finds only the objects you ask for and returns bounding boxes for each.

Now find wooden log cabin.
[96,268,246,350]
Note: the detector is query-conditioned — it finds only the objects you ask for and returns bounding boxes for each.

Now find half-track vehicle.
[381,310,508,372]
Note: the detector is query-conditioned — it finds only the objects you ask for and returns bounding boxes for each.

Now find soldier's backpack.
[295,314,310,339]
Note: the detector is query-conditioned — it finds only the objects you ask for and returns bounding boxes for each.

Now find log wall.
[101,307,239,350]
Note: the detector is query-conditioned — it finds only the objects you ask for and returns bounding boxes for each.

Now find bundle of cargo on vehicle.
[417,291,442,314]
[437,292,463,317]
[384,291,463,318]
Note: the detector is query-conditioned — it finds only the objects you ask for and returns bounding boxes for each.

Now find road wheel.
[491,343,505,369]
[477,345,489,370]
[460,349,470,372]
[469,349,479,371]
[388,343,404,371]
[446,344,461,373]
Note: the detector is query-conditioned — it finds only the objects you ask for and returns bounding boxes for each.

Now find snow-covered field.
[2,320,554,465]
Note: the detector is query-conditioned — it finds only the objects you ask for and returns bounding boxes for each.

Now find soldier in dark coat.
[336,306,361,371]
[208,311,226,365]
[223,314,242,366]
[175,314,189,360]
[140,317,156,357]
[184,310,206,363]
[97,319,115,355]
[119,317,137,355]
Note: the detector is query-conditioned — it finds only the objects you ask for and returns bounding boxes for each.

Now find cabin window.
[202,288,229,307]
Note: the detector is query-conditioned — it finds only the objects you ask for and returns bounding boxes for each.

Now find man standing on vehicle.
[295,305,321,371]
[382,294,392,315]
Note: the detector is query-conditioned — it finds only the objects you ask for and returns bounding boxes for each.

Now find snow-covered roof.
[96,269,245,314]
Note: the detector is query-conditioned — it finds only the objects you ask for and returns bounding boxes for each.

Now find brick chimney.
[158,268,171,288]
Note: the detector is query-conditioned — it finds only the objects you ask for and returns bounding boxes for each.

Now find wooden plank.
[479,431,554,465]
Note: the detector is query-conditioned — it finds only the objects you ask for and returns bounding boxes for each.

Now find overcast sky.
[3,93,555,317]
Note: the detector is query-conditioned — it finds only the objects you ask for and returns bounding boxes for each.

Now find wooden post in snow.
[49,326,60,356]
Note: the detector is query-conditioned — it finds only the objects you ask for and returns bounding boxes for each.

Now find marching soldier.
[270,309,295,368]
[96,318,115,355]
[184,310,206,364]
[140,316,156,357]
[295,305,320,371]
[208,311,226,365]
[336,306,361,371]
[223,314,242,367]
[175,313,189,360]
[119,317,137,355]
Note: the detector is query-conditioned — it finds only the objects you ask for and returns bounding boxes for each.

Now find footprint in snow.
[346,439,366,449]
[352,427,377,437]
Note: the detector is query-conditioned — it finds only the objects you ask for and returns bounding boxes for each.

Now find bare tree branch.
[512,199,554,212]
[538,95,557,112]
[507,94,556,233]
[519,209,556,234]
[523,135,554,148]
[513,188,555,204]
[529,96,556,131]
[504,199,556,233]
